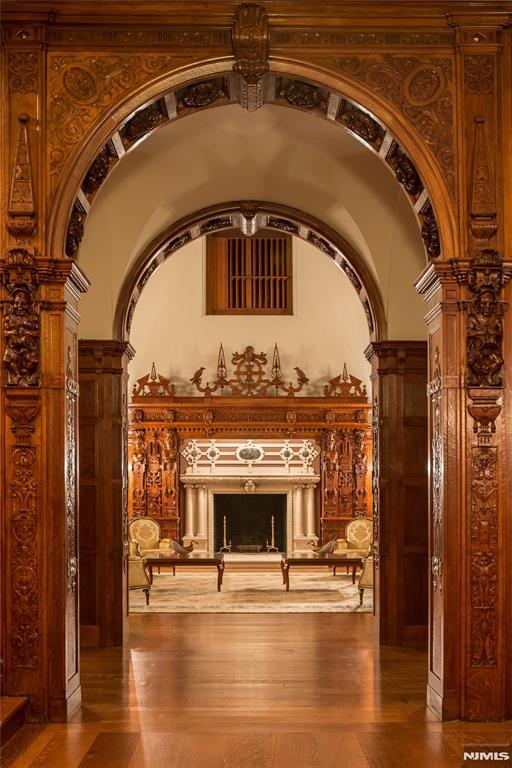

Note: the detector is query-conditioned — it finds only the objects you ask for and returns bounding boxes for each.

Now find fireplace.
[214,494,287,553]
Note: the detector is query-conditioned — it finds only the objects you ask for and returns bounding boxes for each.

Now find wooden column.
[365,342,428,648]
[78,340,134,647]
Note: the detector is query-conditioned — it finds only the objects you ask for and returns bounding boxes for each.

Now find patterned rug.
[129,570,373,613]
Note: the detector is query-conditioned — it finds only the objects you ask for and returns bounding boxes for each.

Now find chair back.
[345,518,372,550]
[129,517,161,550]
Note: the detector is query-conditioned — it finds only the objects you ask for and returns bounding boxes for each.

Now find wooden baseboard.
[0,696,28,746]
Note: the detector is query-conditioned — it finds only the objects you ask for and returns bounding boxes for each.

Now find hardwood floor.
[2,613,511,767]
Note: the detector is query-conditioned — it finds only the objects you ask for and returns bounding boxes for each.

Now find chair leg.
[359,588,364,607]
[333,566,337,576]
[173,567,176,576]
[144,588,150,606]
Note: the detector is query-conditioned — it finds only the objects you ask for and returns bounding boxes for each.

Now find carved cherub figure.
[3,288,39,385]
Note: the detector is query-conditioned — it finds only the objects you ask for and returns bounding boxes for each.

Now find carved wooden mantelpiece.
[129,366,372,542]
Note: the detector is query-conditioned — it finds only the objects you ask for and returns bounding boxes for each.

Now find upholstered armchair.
[358,551,374,606]
[335,517,373,558]
[129,542,151,605]
[128,517,172,558]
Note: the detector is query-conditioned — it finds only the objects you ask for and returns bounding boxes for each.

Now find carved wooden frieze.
[331,56,454,194]
[270,28,455,48]
[2,248,40,386]
[428,347,443,594]
[388,144,422,196]
[420,202,441,259]
[48,52,175,192]
[65,347,78,594]
[8,115,36,239]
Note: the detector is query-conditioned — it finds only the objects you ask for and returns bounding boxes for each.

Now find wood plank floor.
[2,613,511,767]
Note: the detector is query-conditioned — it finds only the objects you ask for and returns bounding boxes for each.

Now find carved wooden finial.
[8,114,36,238]
[232,4,269,110]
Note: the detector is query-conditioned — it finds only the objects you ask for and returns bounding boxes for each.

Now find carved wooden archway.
[113,201,388,343]
[2,1,511,727]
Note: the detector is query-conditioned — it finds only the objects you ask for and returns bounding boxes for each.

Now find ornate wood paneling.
[78,341,134,647]
[365,342,429,648]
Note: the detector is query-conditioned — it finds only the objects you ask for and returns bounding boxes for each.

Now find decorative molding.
[371,397,379,567]
[421,203,441,259]
[332,56,454,194]
[464,56,494,95]
[82,147,112,196]
[270,29,455,48]
[132,363,176,398]
[8,115,36,239]
[45,27,231,46]
[430,347,442,594]
[2,248,40,387]
[389,144,422,196]
[8,52,38,93]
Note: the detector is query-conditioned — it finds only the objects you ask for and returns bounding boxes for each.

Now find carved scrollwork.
[132,362,176,398]
[464,56,494,95]
[8,52,38,93]
[3,248,39,387]
[65,201,86,258]
[324,364,368,400]
[333,56,454,193]
[48,53,175,191]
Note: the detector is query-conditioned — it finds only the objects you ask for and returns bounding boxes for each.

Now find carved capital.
[5,393,40,444]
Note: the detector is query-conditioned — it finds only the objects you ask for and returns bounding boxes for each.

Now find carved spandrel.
[331,55,454,194]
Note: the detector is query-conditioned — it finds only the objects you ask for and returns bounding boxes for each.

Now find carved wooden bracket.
[5,394,40,444]
[232,4,269,110]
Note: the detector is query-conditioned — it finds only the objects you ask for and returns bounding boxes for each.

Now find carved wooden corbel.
[8,115,36,239]
[232,4,269,111]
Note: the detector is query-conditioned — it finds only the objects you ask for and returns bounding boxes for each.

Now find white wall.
[78,103,427,341]
[128,236,372,395]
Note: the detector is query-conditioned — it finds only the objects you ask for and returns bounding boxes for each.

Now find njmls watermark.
[462,745,512,766]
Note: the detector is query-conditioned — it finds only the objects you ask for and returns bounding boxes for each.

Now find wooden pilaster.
[365,341,429,649]
[78,340,134,647]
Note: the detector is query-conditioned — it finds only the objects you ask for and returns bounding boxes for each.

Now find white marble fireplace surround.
[180,439,321,555]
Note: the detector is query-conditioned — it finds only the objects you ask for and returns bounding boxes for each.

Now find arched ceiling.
[79,102,427,339]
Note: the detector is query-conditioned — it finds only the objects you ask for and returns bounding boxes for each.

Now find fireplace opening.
[214,494,287,553]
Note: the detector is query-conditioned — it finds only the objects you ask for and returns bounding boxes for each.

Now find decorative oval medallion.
[63,66,97,102]
[236,443,264,463]
[404,66,445,107]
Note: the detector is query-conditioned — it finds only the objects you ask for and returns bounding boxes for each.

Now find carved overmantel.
[128,355,372,542]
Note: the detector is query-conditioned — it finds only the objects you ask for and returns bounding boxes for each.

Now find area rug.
[129,570,373,613]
